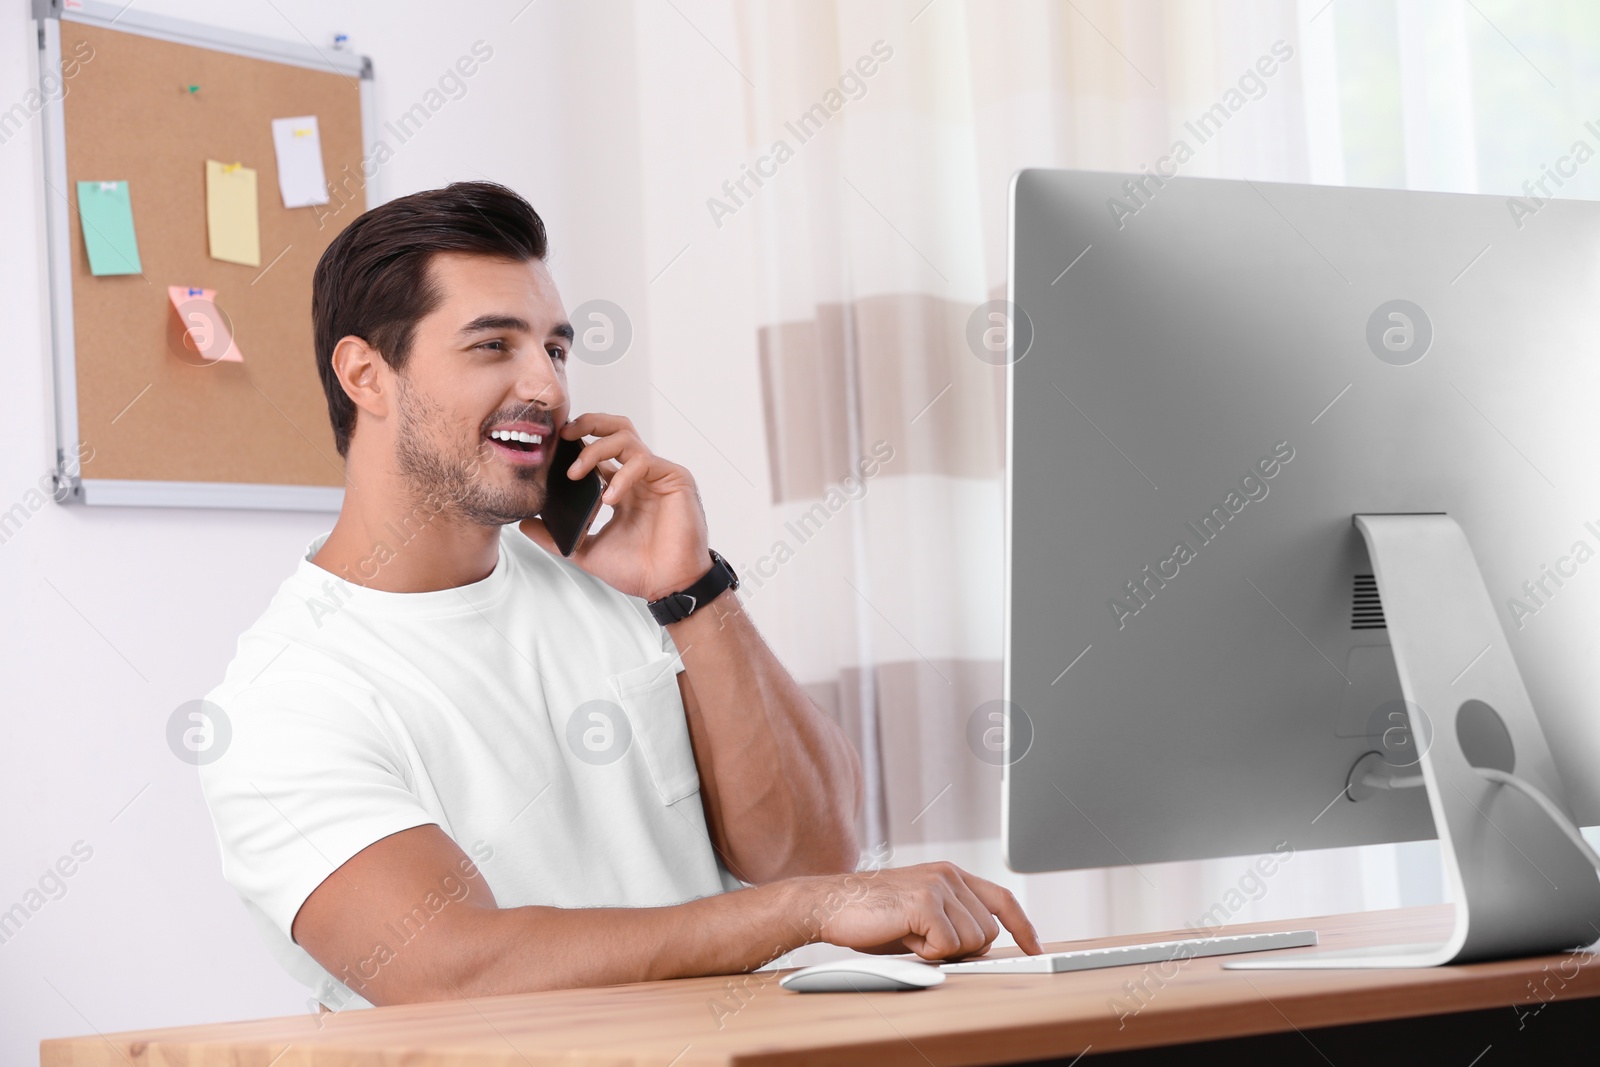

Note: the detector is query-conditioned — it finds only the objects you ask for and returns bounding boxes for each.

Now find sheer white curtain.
[612,0,1600,943]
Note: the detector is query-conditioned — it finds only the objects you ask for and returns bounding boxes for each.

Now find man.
[200,181,1039,1011]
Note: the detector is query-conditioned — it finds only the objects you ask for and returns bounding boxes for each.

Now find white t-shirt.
[198,523,736,1011]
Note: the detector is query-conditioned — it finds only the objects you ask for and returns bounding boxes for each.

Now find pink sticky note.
[167,285,243,362]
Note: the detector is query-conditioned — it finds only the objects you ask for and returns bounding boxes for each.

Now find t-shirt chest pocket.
[607,655,700,805]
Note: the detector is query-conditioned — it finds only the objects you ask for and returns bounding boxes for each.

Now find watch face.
[713,550,739,588]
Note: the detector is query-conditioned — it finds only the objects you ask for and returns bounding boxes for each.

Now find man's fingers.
[940,895,990,958]
[601,460,646,505]
[945,878,1002,953]
[905,901,962,960]
[568,433,641,478]
[961,873,1042,955]
[823,866,1039,960]
[561,411,635,438]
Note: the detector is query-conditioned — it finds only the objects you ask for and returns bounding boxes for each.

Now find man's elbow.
[339,911,514,1005]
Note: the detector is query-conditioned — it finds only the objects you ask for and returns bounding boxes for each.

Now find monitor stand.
[1227,513,1600,969]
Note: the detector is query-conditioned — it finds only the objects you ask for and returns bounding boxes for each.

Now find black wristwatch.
[647,549,740,625]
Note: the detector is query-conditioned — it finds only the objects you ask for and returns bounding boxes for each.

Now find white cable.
[1358,765,1600,875]
[1361,771,1424,790]
[1477,768,1600,876]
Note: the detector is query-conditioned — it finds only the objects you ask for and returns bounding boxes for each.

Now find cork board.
[59,20,365,489]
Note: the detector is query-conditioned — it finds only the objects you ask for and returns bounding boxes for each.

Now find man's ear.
[331,335,391,425]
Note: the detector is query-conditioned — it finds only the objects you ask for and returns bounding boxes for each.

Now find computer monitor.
[1002,169,1600,964]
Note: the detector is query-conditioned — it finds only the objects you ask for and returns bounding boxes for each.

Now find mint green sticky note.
[76,180,143,276]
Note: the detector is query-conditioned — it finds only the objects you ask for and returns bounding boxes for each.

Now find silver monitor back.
[1003,168,1600,873]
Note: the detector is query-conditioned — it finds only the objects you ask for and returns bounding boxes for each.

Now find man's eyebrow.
[457,314,531,336]
[550,321,574,343]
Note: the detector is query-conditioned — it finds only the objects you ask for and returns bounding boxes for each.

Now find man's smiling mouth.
[484,421,551,464]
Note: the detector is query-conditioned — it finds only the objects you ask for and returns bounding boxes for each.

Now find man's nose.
[516,354,567,414]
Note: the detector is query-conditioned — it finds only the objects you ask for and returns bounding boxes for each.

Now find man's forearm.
[398,878,823,1002]
[299,828,1040,1007]
[667,588,862,883]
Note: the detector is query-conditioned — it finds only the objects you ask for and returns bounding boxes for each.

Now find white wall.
[0,1,664,1061]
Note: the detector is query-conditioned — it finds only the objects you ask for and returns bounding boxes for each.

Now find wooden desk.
[40,906,1600,1066]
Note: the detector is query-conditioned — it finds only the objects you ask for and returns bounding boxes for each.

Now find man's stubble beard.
[392,373,547,527]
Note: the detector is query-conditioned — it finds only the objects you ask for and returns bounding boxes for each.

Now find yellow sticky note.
[205,160,261,267]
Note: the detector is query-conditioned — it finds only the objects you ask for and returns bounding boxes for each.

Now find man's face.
[386,251,573,526]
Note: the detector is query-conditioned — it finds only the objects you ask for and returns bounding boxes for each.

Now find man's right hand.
[792,861,1042,960]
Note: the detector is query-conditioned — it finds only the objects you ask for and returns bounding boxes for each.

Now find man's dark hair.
[312,181,549,457]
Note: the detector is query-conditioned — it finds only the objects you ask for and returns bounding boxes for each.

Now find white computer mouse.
[778,956,946,993]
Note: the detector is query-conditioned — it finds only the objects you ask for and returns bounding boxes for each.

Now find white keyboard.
[938,929,1319,974]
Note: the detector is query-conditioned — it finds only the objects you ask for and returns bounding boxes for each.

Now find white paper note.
[270,115,330,208]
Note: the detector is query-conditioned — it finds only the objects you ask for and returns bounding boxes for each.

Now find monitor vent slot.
[1352,574,1386,630]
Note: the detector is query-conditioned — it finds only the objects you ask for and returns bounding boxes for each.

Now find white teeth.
[489,429,543,445]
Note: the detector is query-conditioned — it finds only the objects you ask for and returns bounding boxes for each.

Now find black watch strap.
[647,549,740,625]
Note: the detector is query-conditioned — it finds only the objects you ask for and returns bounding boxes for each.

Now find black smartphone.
[539,431,605,557]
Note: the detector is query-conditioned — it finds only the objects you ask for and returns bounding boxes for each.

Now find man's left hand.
[520,412,711,601]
